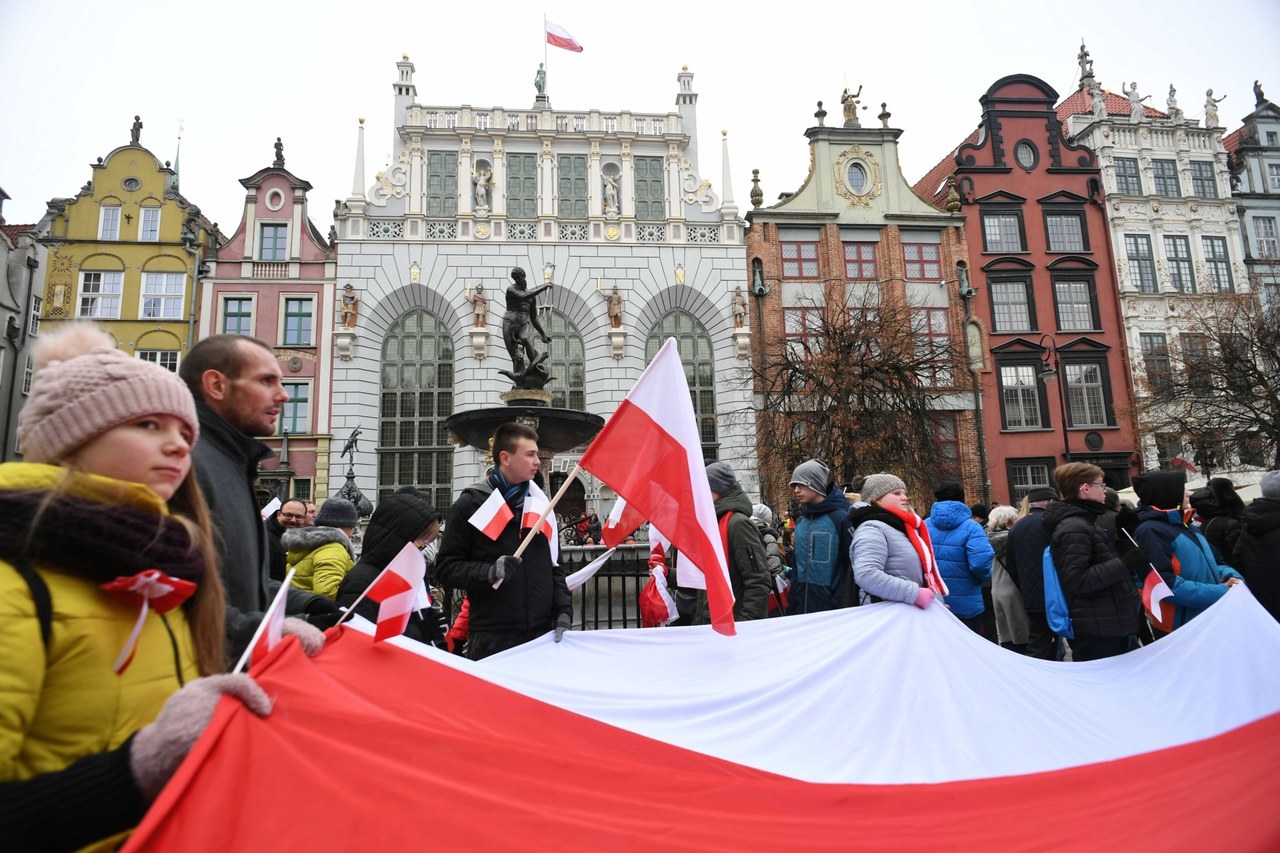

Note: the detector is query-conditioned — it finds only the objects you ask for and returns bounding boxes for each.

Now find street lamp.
[1036,334,1071,463]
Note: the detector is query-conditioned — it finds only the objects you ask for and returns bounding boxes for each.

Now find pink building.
[200,142,337,504]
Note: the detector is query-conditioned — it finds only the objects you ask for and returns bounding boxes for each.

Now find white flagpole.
[233,568,296,674]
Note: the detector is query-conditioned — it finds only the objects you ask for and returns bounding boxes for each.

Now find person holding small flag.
[435,423,572,660]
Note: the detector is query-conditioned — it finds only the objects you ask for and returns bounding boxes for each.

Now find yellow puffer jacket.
[0,463,200,783]
[284,525,355,599]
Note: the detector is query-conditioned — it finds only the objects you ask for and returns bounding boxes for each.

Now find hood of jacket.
[927,499,972,531]
[360,494,436,568]
[282,525,353,557]
[1189,478,1246,519]
[1042,498,1104,534]
[712,483,754,520]
[1242,496,1280,537]
[802,484,851,518]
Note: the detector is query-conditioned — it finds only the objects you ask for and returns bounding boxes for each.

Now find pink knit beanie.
[17,323,199,463]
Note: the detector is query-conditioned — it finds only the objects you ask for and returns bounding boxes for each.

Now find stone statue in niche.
[732,287,747,328]
[603,173,619,216]
[467,283,488,328]
[601,284,623,328]
[1204,89,1226,127]
[473,168,492,213]
[340,284,359,328]
[1126,82,1150,123]
[499,267,553,389]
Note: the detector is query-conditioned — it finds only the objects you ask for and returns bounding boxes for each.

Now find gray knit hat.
[789,459,830,494]
[315,498,359,529]
[705,461,737,494]
[18,323,198,464]
[861,473,907,505]
[1261,470,1280,500]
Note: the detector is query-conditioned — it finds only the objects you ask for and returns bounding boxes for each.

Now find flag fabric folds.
[545,19,583,52]
[578,338,734,635]
[468,488,513,540]
[521,481,559,565]
[125,586,1280,850]
[601,496,646,548]
[365,543,426,642]
[1143,564,1175,628]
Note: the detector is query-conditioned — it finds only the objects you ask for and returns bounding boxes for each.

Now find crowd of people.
[2,320,1277,849]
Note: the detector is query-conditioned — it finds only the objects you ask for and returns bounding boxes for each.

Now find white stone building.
[330,57,753,513]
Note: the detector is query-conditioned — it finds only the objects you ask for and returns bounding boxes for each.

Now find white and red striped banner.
[545,19,583,52]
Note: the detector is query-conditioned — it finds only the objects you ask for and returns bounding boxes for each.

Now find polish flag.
[366,543,427,642]
[545,20,583,52]
[565,547,616,591]
[235,568,295,673]
[578,338,734,635]
[639,540,679,628]
[601,496,646,548]
[469,488,513,540]
[1143,565,1175,627]
[522,481,560,565]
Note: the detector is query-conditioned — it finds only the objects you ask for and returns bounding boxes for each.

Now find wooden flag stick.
[494,463,583,588]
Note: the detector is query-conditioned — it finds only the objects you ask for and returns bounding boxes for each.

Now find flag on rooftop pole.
[545,19,583,52]
[578,338,735,635]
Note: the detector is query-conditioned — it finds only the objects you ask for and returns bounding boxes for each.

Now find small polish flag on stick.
[235,568,295,673]
[545,19,583,52]
[522,481,560,566]
[469,489,513,540]
[1143,566,1175,626]
[365,543,428,642]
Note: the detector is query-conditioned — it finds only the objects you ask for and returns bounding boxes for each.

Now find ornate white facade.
[330,58,754,510]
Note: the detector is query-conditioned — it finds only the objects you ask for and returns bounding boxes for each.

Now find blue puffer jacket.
[925,500,994,618]
[1134,506,1242,630]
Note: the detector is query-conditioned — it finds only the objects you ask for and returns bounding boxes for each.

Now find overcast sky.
[3,0,1277,233]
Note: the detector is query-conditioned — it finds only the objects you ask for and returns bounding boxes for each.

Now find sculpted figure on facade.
[1204,89,1226,127]
[1077,43,1093,80]
[340,284,359,328]
[473,168,492,212]
[602,172,619,214]
[1126,82,1150,123]
[131,115,142,145]
[534,63,546,96]
[499,267,553,388]
[1090,82,1107,122]
[1166,85,1184,122]
[732,287,747,328]
[467,283,489,328]
[1255,80,1266,106]
[841,85,863,128]
[601,284,623,328]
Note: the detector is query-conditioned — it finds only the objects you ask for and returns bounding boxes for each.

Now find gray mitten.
[489,555,522,585]
[130,674,272,801]
[282,616,325,656]
[554,613,572,643]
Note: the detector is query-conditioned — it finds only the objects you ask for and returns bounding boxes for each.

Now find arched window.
[646,310,718,462]
[543,309,585,410]
[378,308,454,507]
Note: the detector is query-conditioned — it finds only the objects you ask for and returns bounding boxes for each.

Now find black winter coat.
[1234,497,1280,623]
[1043,499,1139,637]
[434,483,571,634]
[1006,507,1051,614]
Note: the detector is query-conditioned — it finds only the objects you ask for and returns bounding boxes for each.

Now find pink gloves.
[281,616,325,656]
[914,587,935,609]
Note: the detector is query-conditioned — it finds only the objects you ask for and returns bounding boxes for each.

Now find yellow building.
[38,118,216,367]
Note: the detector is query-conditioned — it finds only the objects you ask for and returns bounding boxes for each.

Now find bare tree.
[1136,292,1280,473]
[748,289,965,506]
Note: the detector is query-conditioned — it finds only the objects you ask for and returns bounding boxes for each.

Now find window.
[903,242,941,280]
[378,308,455,508]
[781,241,819,279]
[1045,213,1086,252]
[222,297,254,336]
[1140,334,1172,392]
[1151,159,1180,196]
[914,308,953,387]
[933,415,961,482]
[1257,217,1278,259]
[847,163,868,193]
[1114,158,1142,194]
[989,280,1033,332]
[476,112,490,130]
[1269,164,1280,190]
[545,311,585,410]
[280,382,310,434]
[507,153,537,218]
[1064,361,1109,427]
[843,242,876,280]
[1154,434,1184,469]
[142,272,185,319]
[22,356,33,395]
[783,307,824,359]
[633,156,664,221]
[1189,162,1217,199]
[78,271,123,318]
[1202,236,1233,292]
[137,350,179,372]
[1237,431,1270,469]
[1008,459,1054,504]
[557,155,587,218]
[291,479,313,502]
[1268,132,1279,147]
[1125,234,1157,293]
[282,298,314,346]
[646,311,718,462]
[1053,279,1096,331]
[982,213,1024,253]
[259,224,288,261]
[27,295,41,337]
[99,205,121,240]
[1164,235,1195,293]
[999,364,1044,429]
[1014,142,1037,170]
[139,207,161,242]
[426,151,458,217]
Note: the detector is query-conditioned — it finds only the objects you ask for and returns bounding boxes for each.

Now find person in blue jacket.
[1131,470,1243,634]
[786,459,855,614]
[925,481,994,635]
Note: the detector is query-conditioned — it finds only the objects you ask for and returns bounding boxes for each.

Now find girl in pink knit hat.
[0,323,278,849]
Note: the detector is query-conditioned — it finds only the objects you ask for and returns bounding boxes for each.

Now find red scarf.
[881,505,949,595]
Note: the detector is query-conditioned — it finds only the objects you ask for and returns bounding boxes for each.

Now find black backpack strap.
[12,558,53,650]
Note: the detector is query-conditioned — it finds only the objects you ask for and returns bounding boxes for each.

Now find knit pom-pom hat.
[17,323,198,463]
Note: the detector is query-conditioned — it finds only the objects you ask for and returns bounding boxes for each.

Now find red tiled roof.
[1055,87,1166,123]
[1,223,35,244]
[912,129,978,207]
[1221,126,1246,160]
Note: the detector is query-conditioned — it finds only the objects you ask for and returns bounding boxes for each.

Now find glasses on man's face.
[280,512,306,520]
